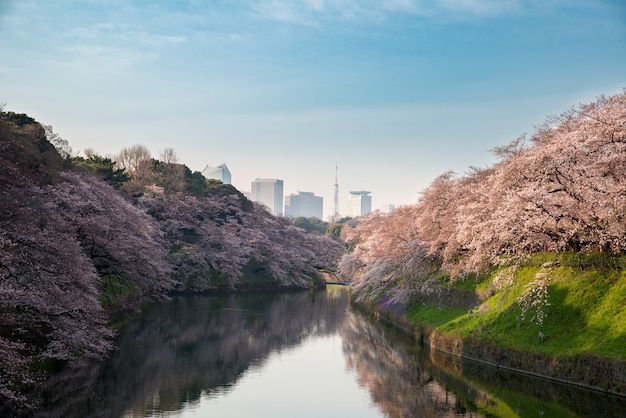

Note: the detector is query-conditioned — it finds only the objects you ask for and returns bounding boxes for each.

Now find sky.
[1,0,625,219]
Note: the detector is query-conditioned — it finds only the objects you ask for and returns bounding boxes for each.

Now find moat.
[36,286,626,417]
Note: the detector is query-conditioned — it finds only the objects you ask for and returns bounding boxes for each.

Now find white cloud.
[252,0,318,25]
[306,0,327,12]
[381,0,425,14]
[250,0,526,26]
[123,32,187,47]
[436,0,522,16]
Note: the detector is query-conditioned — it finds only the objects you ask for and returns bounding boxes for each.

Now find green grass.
[98,274,141,307]
[405,256,626,359]
[406,303,467,327]
[448,272,483,290]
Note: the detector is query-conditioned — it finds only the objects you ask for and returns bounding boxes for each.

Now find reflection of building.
[348,191,372,217]
[201,163,231,184]
[251,178,284,216]
[285,191,323,220]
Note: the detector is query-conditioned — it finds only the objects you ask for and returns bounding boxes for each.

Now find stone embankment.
[359,289,626,398]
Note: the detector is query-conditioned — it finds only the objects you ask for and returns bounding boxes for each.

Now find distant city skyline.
[348,191,373,218]
[285,191,323,220]
[228,165,389,220]
[250,178,284,217]
[1,1,623,220]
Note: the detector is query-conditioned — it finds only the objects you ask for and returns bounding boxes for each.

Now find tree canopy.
[340,91,626,301]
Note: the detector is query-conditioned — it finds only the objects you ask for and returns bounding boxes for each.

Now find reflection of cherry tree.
[36,290,349,417]
[340,309,480,417]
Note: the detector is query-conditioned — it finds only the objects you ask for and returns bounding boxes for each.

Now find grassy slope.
[406,254,626,360]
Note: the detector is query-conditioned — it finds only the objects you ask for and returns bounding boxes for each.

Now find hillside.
[0,111,343,414]
[414,253,626,361]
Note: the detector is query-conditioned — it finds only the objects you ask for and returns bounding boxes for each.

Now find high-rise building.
[381,204,396,213]
[251,178,284,216]
[201,163,231,184]
[348,191,372,217]
[284,191,323,220]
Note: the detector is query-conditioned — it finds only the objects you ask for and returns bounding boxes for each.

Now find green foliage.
[335,216,353,224]
[293,217,328,234]
[558,251,626,270]
[448,272,481,290]
[406,262,626,359]
[97,274,141,308]
[183,168,208,196]
[325,223,343,238]
[169,245,182,254]
[204,178,243,199]
[0,110,64,184]
[183,268,229,289]
[2,111,37,126]
[181,168,253,210]
[71,155,129,188]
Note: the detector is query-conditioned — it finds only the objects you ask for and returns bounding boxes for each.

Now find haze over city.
[1,0,624,219]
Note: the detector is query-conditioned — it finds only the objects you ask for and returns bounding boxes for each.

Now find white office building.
[381,204,396,213]
[201,163,231,184]
[284,191,323,220]
[348,191,372,217]
[251,178,284,216]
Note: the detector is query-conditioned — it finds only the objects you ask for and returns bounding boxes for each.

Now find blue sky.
[1,0,624,219]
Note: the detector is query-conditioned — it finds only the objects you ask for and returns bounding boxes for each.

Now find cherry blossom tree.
[137,187,343,291]
[1,117,113,412]
[138,189,252,290]
[51,172,174,308]
[339,91,626,299]
[339,208,436,303]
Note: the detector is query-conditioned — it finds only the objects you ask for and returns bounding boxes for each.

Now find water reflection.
[38,289,347,418]
[342,307,626,418]
[342,309,484,418]
[35,288,626,418]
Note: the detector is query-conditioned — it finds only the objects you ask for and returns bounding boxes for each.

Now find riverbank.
[353,253,626,397]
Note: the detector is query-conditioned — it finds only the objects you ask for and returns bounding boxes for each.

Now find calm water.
[37,286,625,418]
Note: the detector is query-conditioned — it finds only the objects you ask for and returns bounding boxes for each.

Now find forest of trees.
[0,111,343,413]
[339,92,626,303]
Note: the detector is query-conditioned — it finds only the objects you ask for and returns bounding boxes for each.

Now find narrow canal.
[37,286,625,417]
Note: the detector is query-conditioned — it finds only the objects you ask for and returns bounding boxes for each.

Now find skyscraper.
[348,191,372,217]
[251,178,284,216]
[284,191,323,220]
[201,163,231,184]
